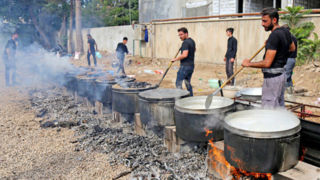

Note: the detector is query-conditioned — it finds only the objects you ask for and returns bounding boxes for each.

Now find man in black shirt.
[171,27,196,96]
[283,25,298,94]
[2,32,18,86]
[116,37,129,75]
[87,34,98,67]
[242,8,295,108]
[224,28,237,85]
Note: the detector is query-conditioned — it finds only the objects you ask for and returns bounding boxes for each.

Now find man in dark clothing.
[283,25,298,94]
[87,34,98,67]
[224,28,237,85]
[172,27,196,96]
[116,37,129,75]
[242,8,296,108]
[3,32,18,86]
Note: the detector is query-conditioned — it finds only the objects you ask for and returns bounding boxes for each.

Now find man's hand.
[230,58,235,63]
[242,59,251,67]
[224,57,226,62]
[171,58,177,62]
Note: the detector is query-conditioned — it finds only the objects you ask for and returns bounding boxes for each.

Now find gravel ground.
[28,85,209,179]
[0,83,129,179]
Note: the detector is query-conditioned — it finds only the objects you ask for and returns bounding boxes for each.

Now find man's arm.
[242,49,277,68]
[172,50,188,62]
[88,43,91,53]
[6,48,10,56]
[289,41,295,52]
[95,42,98,51]
[230,39,237,62]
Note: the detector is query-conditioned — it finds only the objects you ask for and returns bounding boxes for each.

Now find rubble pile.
[28,86,209,179]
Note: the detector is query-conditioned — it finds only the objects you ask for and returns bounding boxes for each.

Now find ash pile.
[29,86,209,179]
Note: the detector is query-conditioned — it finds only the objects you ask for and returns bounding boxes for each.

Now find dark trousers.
[284,58,296,87]
[87,50,97,66]
[4,63,16,86]
[176,66,194,96]
[226,58,234,85]
[116,52,125,74]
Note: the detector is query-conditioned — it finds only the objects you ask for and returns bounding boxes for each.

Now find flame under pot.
[224,109,301,174]
[174,96,234,142]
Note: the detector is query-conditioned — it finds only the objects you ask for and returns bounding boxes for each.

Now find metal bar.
[291,110,320,118]
[151,9,320,22]
[285,100,320,109]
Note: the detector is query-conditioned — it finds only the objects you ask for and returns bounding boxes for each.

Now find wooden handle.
[219,45,266,89]
[157,49,180,87]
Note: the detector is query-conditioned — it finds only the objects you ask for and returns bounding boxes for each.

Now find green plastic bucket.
[208,79,220,89]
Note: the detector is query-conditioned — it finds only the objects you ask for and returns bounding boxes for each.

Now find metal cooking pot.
[112,83,157,114]
[300,119,320,166]
[138,88,189,135]
[76,76,96,101]
[64,72,78,92]
[95,79,116,108]
[240,88,262,101]
[175,96,234,142]
[224,109,301,174]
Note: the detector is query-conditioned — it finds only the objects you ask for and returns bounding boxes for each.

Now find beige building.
[139,0,320,23]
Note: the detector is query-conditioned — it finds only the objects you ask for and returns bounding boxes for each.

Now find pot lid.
[175,96,234,111]
[240,88,262,96]
[224,109,301,138]
[139,88,190,101]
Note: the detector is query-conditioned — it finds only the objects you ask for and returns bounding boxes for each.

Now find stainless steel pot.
[175,96,234,142]
[112,83,156,114]
[138,88,189,136]
[224,109,301,174]
[95,79,116,109]
[76,76,96,101]
[240,88,262,101]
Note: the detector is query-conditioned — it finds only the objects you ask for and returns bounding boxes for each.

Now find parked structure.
[139,0,320,23]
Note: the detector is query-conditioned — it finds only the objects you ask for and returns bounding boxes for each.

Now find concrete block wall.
[150,15,320,64]
[69,25,135,54]
[139,0,185,23]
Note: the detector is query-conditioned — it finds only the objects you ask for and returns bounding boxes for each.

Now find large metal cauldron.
[175,96,234,142]
[64,72,78,92]
[112,83,156,114]
[76,76,97,102]
[240,88,262,101]
[138,88,189,134]
[95,79,116,109]
[224,109,301,174]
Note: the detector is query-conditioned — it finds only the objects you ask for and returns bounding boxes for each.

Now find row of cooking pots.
[63,74,300,175]
[114,87,301,175]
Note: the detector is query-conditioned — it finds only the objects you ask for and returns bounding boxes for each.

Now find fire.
[205,129,272,180]
[300,147,308,161]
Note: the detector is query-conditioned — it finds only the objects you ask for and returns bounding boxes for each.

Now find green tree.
[0,0,70,49]
[281,6,319,66]
[81,0,139,27]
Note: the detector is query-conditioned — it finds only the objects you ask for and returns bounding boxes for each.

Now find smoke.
[1,43,77,88]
